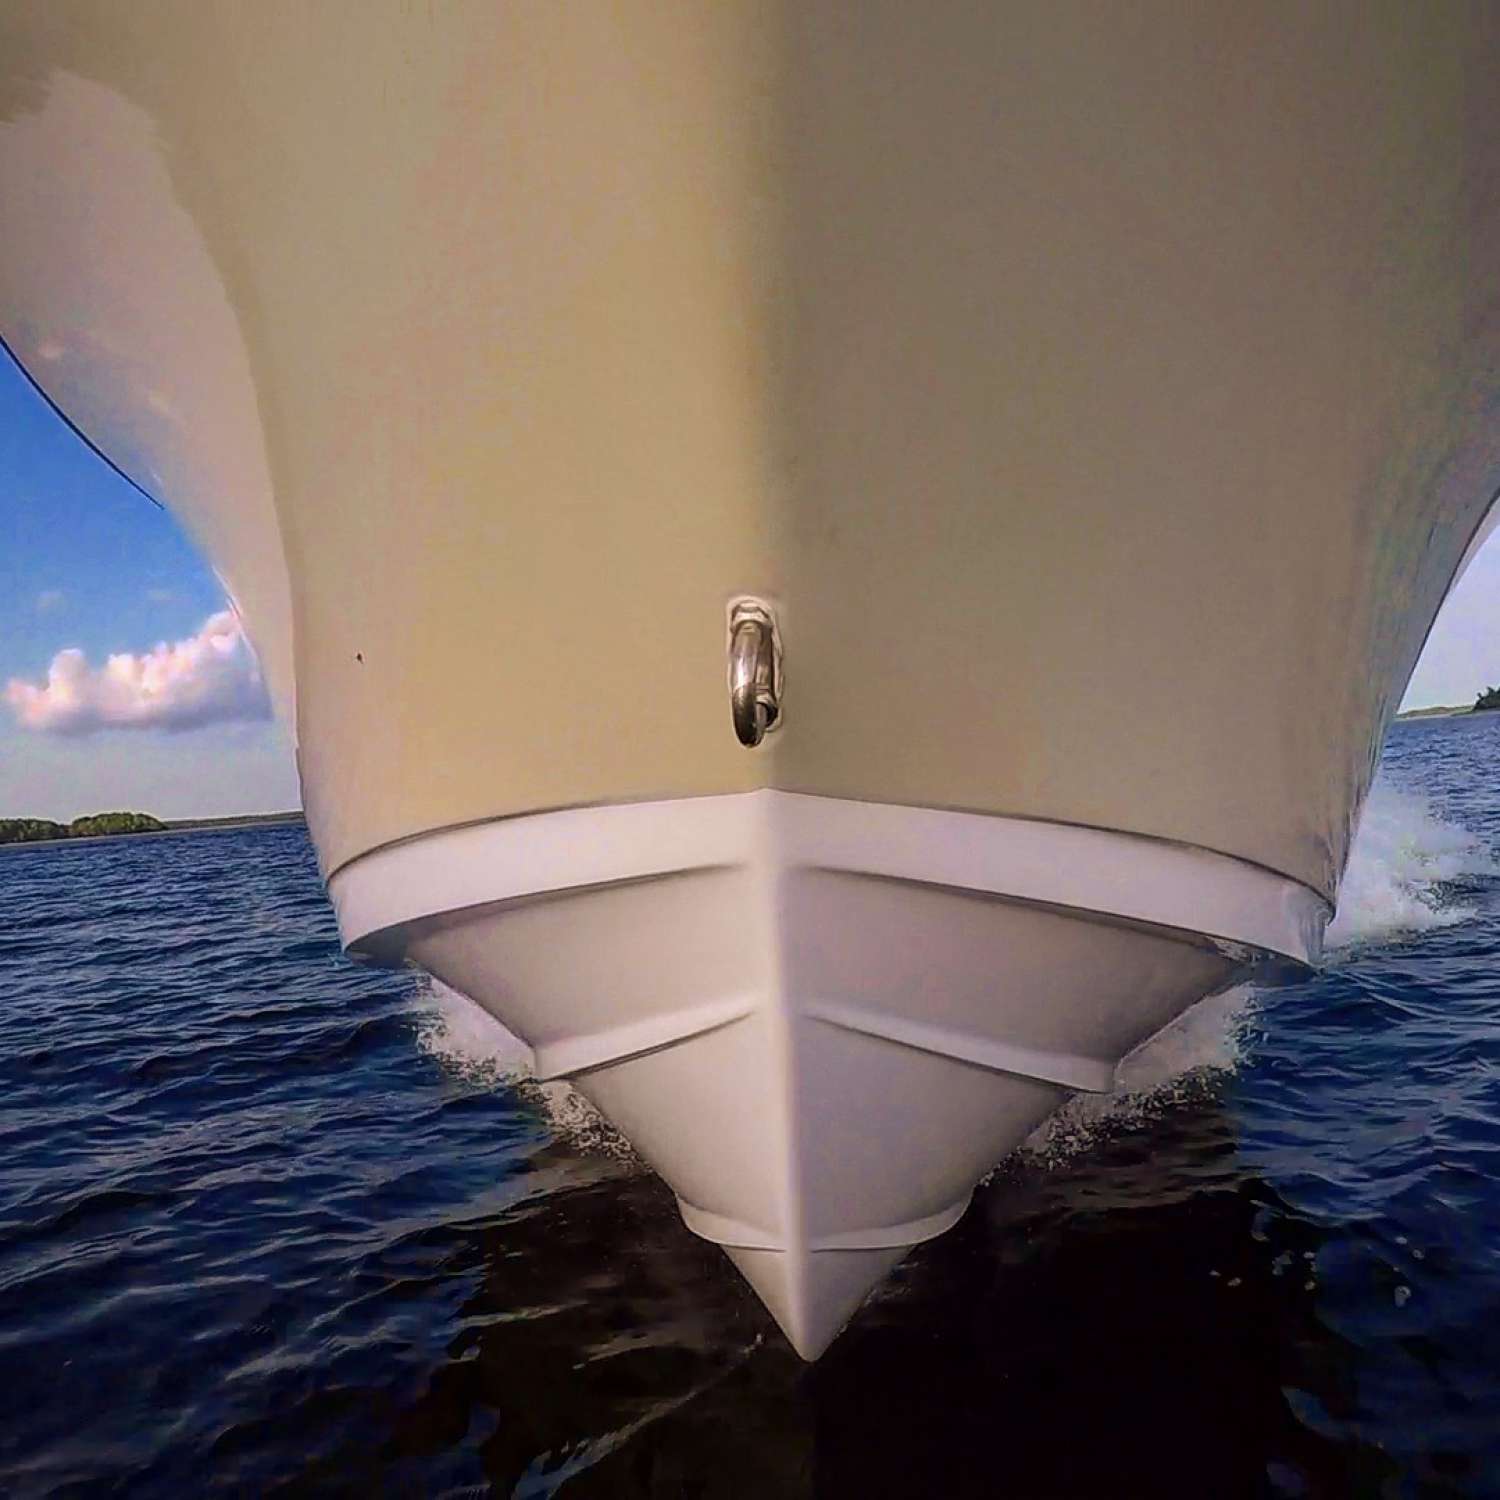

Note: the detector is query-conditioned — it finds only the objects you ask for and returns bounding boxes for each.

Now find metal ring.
[729,609,779,747]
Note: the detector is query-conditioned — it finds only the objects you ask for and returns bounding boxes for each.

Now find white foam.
[1326,779,1497,949]
[411,977,634,1159]
[1021,982,1255,1161]
[412,975,534,1083]
[1025,778,1496,1160]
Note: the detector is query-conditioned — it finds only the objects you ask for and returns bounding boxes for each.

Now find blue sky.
[1,347,299,820]
[1,345,1497,820]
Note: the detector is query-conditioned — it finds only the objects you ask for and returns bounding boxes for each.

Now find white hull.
[3,2,1498,1353]
[331,790,1315,1355]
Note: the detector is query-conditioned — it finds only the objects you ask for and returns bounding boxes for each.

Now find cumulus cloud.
[5,610,270,735]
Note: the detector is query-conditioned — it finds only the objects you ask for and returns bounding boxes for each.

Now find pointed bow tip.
[721,1242,910,1360]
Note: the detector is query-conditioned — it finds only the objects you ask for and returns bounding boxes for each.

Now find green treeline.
[1476,686,1500,713]
[0,811,168,846]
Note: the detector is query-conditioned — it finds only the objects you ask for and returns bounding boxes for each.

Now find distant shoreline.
[163,811,304,833]
[1394,705,1474,721]
[0,811,304,852]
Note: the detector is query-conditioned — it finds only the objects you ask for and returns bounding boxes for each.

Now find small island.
[1397,685,1500,721]
[0,810,304,848]
[0,811,168,845]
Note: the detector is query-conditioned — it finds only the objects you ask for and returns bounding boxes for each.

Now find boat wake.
[411,977,533,1085]
[1325,779,1497,949]
[411,978,634,1159]
[1031,776,1496,1158]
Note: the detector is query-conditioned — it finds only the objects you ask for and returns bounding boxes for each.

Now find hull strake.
[333,792,1263,1356]
[3,2,1498,1353]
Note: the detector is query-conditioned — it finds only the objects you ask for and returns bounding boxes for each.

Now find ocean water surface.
[2,713,1499,1497]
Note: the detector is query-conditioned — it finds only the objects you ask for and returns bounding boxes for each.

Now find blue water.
[1,715,1498,1497]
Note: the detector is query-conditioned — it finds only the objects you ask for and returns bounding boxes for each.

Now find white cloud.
[5,610,270,735]
[35,589,64,612]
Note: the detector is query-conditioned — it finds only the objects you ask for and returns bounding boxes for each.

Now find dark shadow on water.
[261,1090,1391,1500]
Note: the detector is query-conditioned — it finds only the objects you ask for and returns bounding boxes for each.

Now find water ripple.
[1,719,1498,1494]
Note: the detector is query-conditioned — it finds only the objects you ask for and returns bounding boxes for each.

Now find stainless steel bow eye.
[727,600,781,747]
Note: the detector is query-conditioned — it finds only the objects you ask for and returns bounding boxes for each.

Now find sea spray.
[1026,776,1497,1160]
[412,976,636,1160]
[1326,779,1497,948]
[412,975,534,1084]
[1019,982,1256,1163]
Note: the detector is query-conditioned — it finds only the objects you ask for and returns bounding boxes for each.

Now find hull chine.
[330,792,1314,1355]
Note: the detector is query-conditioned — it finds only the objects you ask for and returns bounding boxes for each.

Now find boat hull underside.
[3,2,1500,1353]
[331,792,1315,1356]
